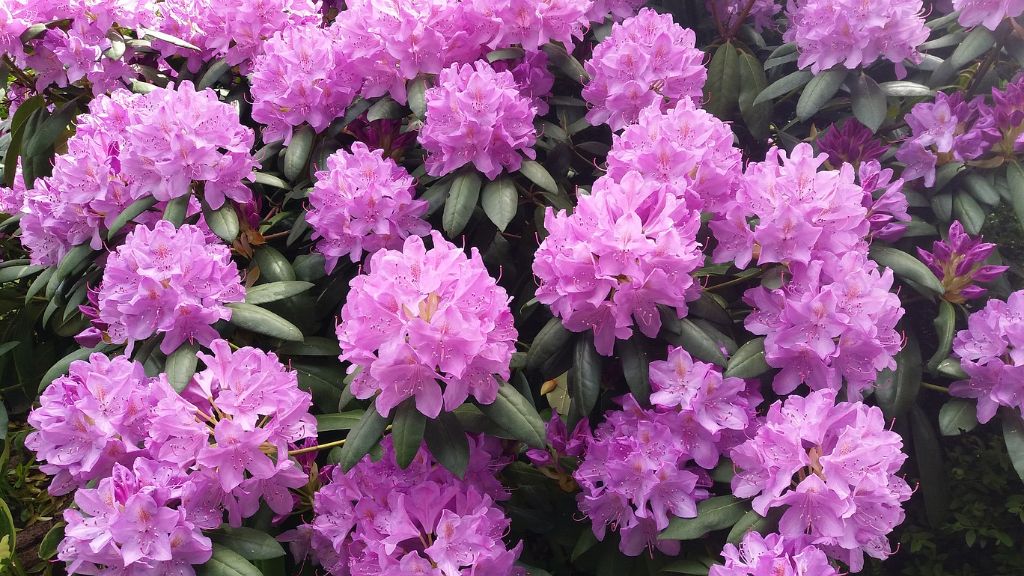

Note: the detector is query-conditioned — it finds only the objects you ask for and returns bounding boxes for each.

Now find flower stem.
[289,438,346,456]
[921,382,950,394]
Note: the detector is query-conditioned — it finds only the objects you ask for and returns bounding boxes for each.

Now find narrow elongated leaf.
[3,95,45,187]
[752,70,813,107]
[392,399,426,469]
[1003,413,1024,483]
[210,527,285,560]
[659,496,747,540]
[140,28,201,51]
[518,160,558,194]
[1006,161,1024,233]
[443,170,482,237]
[315,411,364,433]
[910,406,948,526]
[875,330,922,420]
[661,560,710,575]
[408,76,428,118]
[424,412,470,478]
[253,246,296,282]
[108,196,158,240]
[227,303,304,341]
[879,81,933,97]
[197,544,262,576]
[540,43,588,83]
[953,192,985,235]
[25,98,80,157]
[936,357,968,380]
[869,246,945,298]
[737,51,771,139]
[569,335,601,426]
[670,319,727,366]
[253,172,290,189]
[726,510,774,544]
[725,337,771,379]
[46,244,93,298]
[481,177,518,231]
[0,265,45,283]
[277,337,339,357]
[163,194,190,227]
[938,399,979,436]
[704,42,740,119]
[850,73,886,132]
[283,125,314,181]
[796,68,848,120]
[962,174,1001,207]
[927,300,956,370]
[166,342,200,392]
[244,281,314,305]
[526,317,572,380]
[203,200,240,242]
[338,406,388,472]
[39,347,104,392]
[198,58,232,90]
[478,378,546,448]
[38,522,64,560]
[949,26,996,69]
[616,339,650,404]
[366,98,404,122]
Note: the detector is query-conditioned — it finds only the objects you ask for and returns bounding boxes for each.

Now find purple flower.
[420,60,538,179]
[307,142,429,272]
[785,0,929,76]
[533,172,704,356]
[982,74,1024,155]
[525,412,589,468]
[82,221,245,355]
[953,0,1024,30]
[730,389,911,572]
[817,120,889,169]
[858,160,910,242]
[586,0,646,22]
[950,290,1024,423]
[337,231,517,418]
[474,0,592,51]
[917,221,1009,303]
[492,50,556,116]
[583,8,707,130]
[710,532,838,576]
[706,0,781,32]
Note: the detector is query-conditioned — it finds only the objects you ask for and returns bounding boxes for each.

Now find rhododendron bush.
[2,0,1024,574]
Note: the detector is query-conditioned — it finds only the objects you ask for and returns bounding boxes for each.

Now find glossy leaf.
[526,317,573,381]
[424,411,470,479]
[910,406,948,527]
[478,379,546,449]
[616,338,650,404]
[338,406,388,472]
[518,160,558,194]
[203,200,240,242]
[244,281,314,305]
[669,319,727,367]
[704,42,740,119]
[1006,161,1024,233]
[443,170,482,237]
[875,330,922,420]
[166,341,200,392]
[725,337,771,379]
[953,192,986,235]
[927,300,956,371]
[869,246,945,298]
[737,51,771,139]
[796,68,848,121]
[752,70,813,106]
[850,72,886,132]
[481,177,518,232]
[253,246,296,282]
[197,544,263,576]
[1003,413,1024,483]
[227,303,304,341]
[210,527,286,560]
[283,125,314,181]
[938,399,979,436]
[659,496,747,540]
[107,196,158,240]
[392,399,426,469]
[569,335,601,427]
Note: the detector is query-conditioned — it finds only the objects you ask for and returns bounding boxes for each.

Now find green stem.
[289,438,346,456]
[921,382,950,394]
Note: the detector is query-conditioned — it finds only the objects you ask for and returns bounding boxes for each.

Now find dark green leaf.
[875,330,922,420]
[948,26,996,69]
[408,76,428,118]
[478,378,546,448]
[0,342,18,358]
[316,411,364,432]
[198,58,232,90]
[796,68,848,121]
[869,246,945,298]
[392,399,426,469]
[910,406,948,527]
[726,509,774,544]
[659,496,747,540]
[25,98,79,157]
[879,81,933,97]
[166,341,200,392]
[39,347,105,392]
[0,497,14,557]
[283,125,314,182]
[38,522,64,560]
[253,246,296,282]
[3,94,45,188]
[443,170,482,237]
[487,48,525,62]
[661,559,710,575]
[277,337,340,356]
[140,28,201,51]
[163,193,190,227]
[424,411,470,479]
[752,70,813,107]
[481,177,518,232]
[203,200,240,242]
[245,281,314,305]
[850,73,886,132]
[46,244,94,298]
[540,43,588,83]
[1007,161,1024,233]
[338,406,388,472]
[526,317,573,381]
[227,303,304,341]
[704,42,740,119]
[936,357,968,380]
[1002,413,1024,483]
[725,337,770,379]
[927,300,956,371]
[0,264,45,283]
[367,98,404,122]
[938,399,979,436]
[210,527,285,560]
[253,172,290,190]
[518,160,558,194]
[962,174,1001,207]
[616,338,650,404]
[953,192,985,235]
[668,318,727,367]
[737,51,772,139]
[107,196,158,240]
[932,192,953,221]
[197,544,263,576]
[569,335,601,427]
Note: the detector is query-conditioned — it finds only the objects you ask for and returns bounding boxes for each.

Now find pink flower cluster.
[784,0,928,75]
[583,8,707,130]
[532,173,704,356]
[336,232,517,418]
[710,532,838,576]
[492,50,556,116]
[606,101,743,213]
[81,221,245,355]
[730,389,912,572]
[951,290,1024,423]
[896,92,998,187]
[479,0,591,51]
[982,74,1024,155]
[918,221,1008,303]
[249,24,362,143]
[586,0,646,22]
[953,0,1024,30]
[307,142,429,272]
[420,61,538,179]
[706,0,781,32]
[858,161,911,242]
[304,436,522,575]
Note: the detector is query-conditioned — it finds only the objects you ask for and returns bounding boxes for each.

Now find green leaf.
[932,192,953,221]
[0,498,14,559]
[1007,161,1024,233]
[46,244,94,299]
[198,58,232,90]
[569,335,601,427]
[244,281,314,305]
[210,527,285,560]
[518,159,558,194]
[197,544,263,576]
[107,196,158,240]
[443,170,482,237]
[1002,413,1024,483]
[875,330,922,420]
[166,341,200,392]
[737,51,772,139]
[408,76,428,118]
[704,42,740,119]
[910,406,948,527]
[927,300,956,371]
[316,411,364,432]
[367,97,404,122]
[277,337,340,356]
[726,509,774,544]
[796,68,848,121]
[938,399,979,436]
[487,48,526,62]
[661,559,710,575]
[869,245,945,298]
[481,177,518,232]
[725,337,770,379]
[25,97,80,158]
[424,412,470,479]
[878,81,934,97]
[253,172,290,190]
[140,27,202,51]
[949,26,996,69]
[253,246,296,282]
[0,264,45,283]
[39,347,104,392]
[38,522,64,560]
[0,342,18,358]
[203,200,240,242]
[0,402,5,442]
[163,193,190,227]
[936,357,968,380]
[392,399,426,469]
[526,317,573,380]
[540,43,588,83]
[659,496,747,540]
[669,318,727,367]
[850,72,886,132]
[283,125,314,182]
[227,303,304,341]
[338,406,388,472]
[953,192,986,235]
[962,174,1001,207]
[478,378,546,448]
[616,338,650,404]
[752,70,813,107]
[3,94,45,188]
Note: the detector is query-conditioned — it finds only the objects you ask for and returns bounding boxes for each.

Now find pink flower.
[420,60,538,179]
[953,0,1024,30]
[337,232,517,417]
[474,0,591,51]
[583,8,706,130]
[710,532,838,576]
[307,142,429,272]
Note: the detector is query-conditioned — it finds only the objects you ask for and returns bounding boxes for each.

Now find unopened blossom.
[743,253,904,398]
[308,142,429,272]
[583,8,707,129]
[492,50,556,116]
[606,101,743,212]
[524,412,589,469]
[730,389,912,572]
[785,0,928,76]
[26,354,153,495]
[896,92,998,187]
[575,394,713,556]
[59,459,212,576]
[337,231,517,418]
[250,24,362,144]
[305,436,521,575]
[918,221,1009,303]
[951,290,1024,423]
[706,0,781,32]
[859,160,910,242]
[147,340,316,525]
[710,532,839,576]
[817,120,889,169]
[82,221,245,355]
[533,172,704,356]
[711,144,870,269]
[981,74,1024,155]
[953,0,1024,30]
[420,60,537,179]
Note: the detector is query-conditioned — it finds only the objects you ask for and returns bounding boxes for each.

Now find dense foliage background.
[1,0,1023,575]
